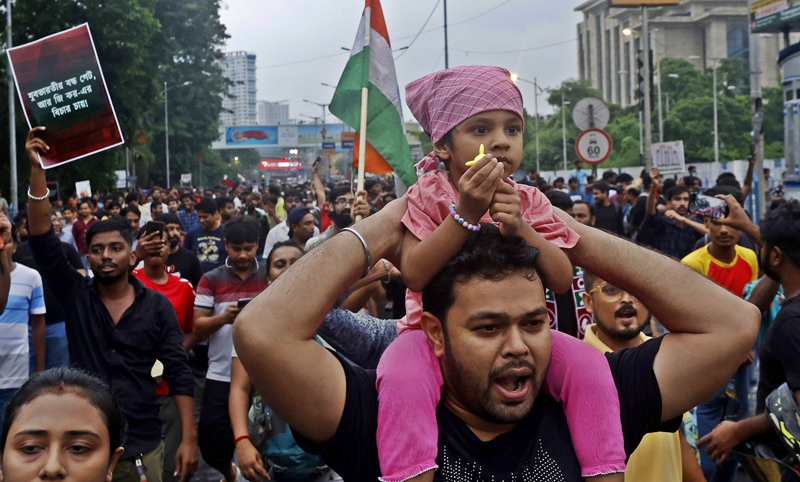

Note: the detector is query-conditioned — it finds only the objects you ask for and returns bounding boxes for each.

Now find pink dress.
[374,170,627,481]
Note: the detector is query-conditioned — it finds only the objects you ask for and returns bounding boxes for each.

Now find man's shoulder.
[12,263,42,284]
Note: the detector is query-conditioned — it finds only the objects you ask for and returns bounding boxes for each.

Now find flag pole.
[355,1,371,222]
[357,87,368,194]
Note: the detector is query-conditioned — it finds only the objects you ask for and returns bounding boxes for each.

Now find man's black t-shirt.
[757,295,800,413]
[166,246,203,288]
[594,202,623,234]
[295,336,680,481]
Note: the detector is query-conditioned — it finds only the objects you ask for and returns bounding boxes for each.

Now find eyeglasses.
[335,198,354,207]
[587,281,638,303]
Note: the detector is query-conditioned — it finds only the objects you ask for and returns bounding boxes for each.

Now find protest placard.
[7,24,124,169]
[181,174,192,188]
[650,141,686,175]
[75,180,92,199]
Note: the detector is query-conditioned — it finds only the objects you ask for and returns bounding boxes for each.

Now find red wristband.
[234,435,251,446]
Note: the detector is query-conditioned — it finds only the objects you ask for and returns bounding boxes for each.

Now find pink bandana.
[405,65,524,145]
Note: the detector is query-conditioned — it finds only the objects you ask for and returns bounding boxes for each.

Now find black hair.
[625,187,641,198]
[1,367,127,455]
[124,192,138,205]
[716,177,741,189]
[574,200,596,216]
[86,217,134,247]
[330,186,352,204]
[602,171,616,182]
[682,176,695,187]
[702,186,746,207]
[268,185,281,197]
[666,185,689,201]
[79,197,94,209]
[554,177,565,184]
[284,189,302,201]
[195,198,218,215]
[663,178,676,193]
[179,192,193,201]
[761,199,800,267]
[267,240,304,269]
[215,197,232,211]
[155,213,181,226]
[582,269,599,292]
[568,177,579,185]
[121,205,140,218]
[364,178,381,191]
[593,181,611,194]
[688,165,696,172]
[617,173,634,184]
[764,168,771,174]
[641,172,652,191]
[224,216,259,245]
[574,160,583,167]
[421,224,540,324]
[546,190,574,211]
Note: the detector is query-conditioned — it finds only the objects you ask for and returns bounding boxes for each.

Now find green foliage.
[526,58,783,173]
[0,0,228,202]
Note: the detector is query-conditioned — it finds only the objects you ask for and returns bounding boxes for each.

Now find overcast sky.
[219,0,584,124]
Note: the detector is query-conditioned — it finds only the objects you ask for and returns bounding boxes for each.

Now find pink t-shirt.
[399,170,580,333]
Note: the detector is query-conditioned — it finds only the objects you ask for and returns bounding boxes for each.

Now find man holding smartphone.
[193,217,267,482]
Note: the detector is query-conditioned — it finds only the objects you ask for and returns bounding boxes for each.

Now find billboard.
[218,124,353,151]
[749,0,800,33]
[608,0,680,6]
[260,159,302,171]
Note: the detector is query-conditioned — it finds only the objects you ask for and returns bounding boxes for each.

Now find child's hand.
[490,180,524,237]
[456,155,504,224]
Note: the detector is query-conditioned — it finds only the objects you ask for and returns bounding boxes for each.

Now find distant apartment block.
[221,51,257,125]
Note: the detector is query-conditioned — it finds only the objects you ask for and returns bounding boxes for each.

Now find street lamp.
[623,27,633,36]
[689,55,720,163]
[303,99,330,138]
[163,80,192,187]
[510,74,544,173]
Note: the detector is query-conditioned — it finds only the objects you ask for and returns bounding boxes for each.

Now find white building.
[257,100,290,124]
[221,51,257,125]
[575,0,794,108]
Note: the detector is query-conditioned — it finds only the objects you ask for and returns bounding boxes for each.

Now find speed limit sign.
[576,129,612,165]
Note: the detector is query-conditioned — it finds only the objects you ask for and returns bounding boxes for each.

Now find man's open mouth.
[616,305,637,322]
[493,367,532,401]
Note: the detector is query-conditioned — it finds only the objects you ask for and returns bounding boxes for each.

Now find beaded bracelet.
[448,204,481,232]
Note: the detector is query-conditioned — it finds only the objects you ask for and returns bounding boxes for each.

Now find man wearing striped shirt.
[0,230,46,430]
[193,217,267,482]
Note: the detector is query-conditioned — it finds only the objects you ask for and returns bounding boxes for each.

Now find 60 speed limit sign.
[575,129,612,165]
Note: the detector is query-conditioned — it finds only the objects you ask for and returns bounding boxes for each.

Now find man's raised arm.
[556,208,760,422]
[233,197,407,444]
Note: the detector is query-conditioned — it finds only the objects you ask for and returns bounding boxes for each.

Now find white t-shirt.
[0,264,46,389]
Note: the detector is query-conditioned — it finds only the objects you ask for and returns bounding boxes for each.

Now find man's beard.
[93,266,127,285]
[332,211,352,228]
[595,306,651,341]
[169,236,180,248]
[762,248,781,282]
[441,334,539,424]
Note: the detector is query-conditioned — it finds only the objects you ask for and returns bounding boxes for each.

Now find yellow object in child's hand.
[465,144,485,167]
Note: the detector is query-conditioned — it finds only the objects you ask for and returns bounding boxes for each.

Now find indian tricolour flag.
[329,0,415,189]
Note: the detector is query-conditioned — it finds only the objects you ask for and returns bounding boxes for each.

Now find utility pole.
[534,77,541,174]
[562,87,568,171]
[7,0,16,214]
[164,81,170,187]
[642,6,653,169]
[712,64,719,164]
[443,0,449,68]
[749,25,766,219]
[657,60,663,143]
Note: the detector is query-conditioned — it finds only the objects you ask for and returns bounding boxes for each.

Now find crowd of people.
[0,64,798,482]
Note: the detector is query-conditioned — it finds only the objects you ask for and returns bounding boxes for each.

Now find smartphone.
[750,142,757,157]
[313,157,321,169]
[238,298,253,310]
[693,194,729,220]
[145,221,165,238]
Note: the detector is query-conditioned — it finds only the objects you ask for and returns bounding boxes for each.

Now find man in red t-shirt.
[71,197,98,269]
[133,233,197,482]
